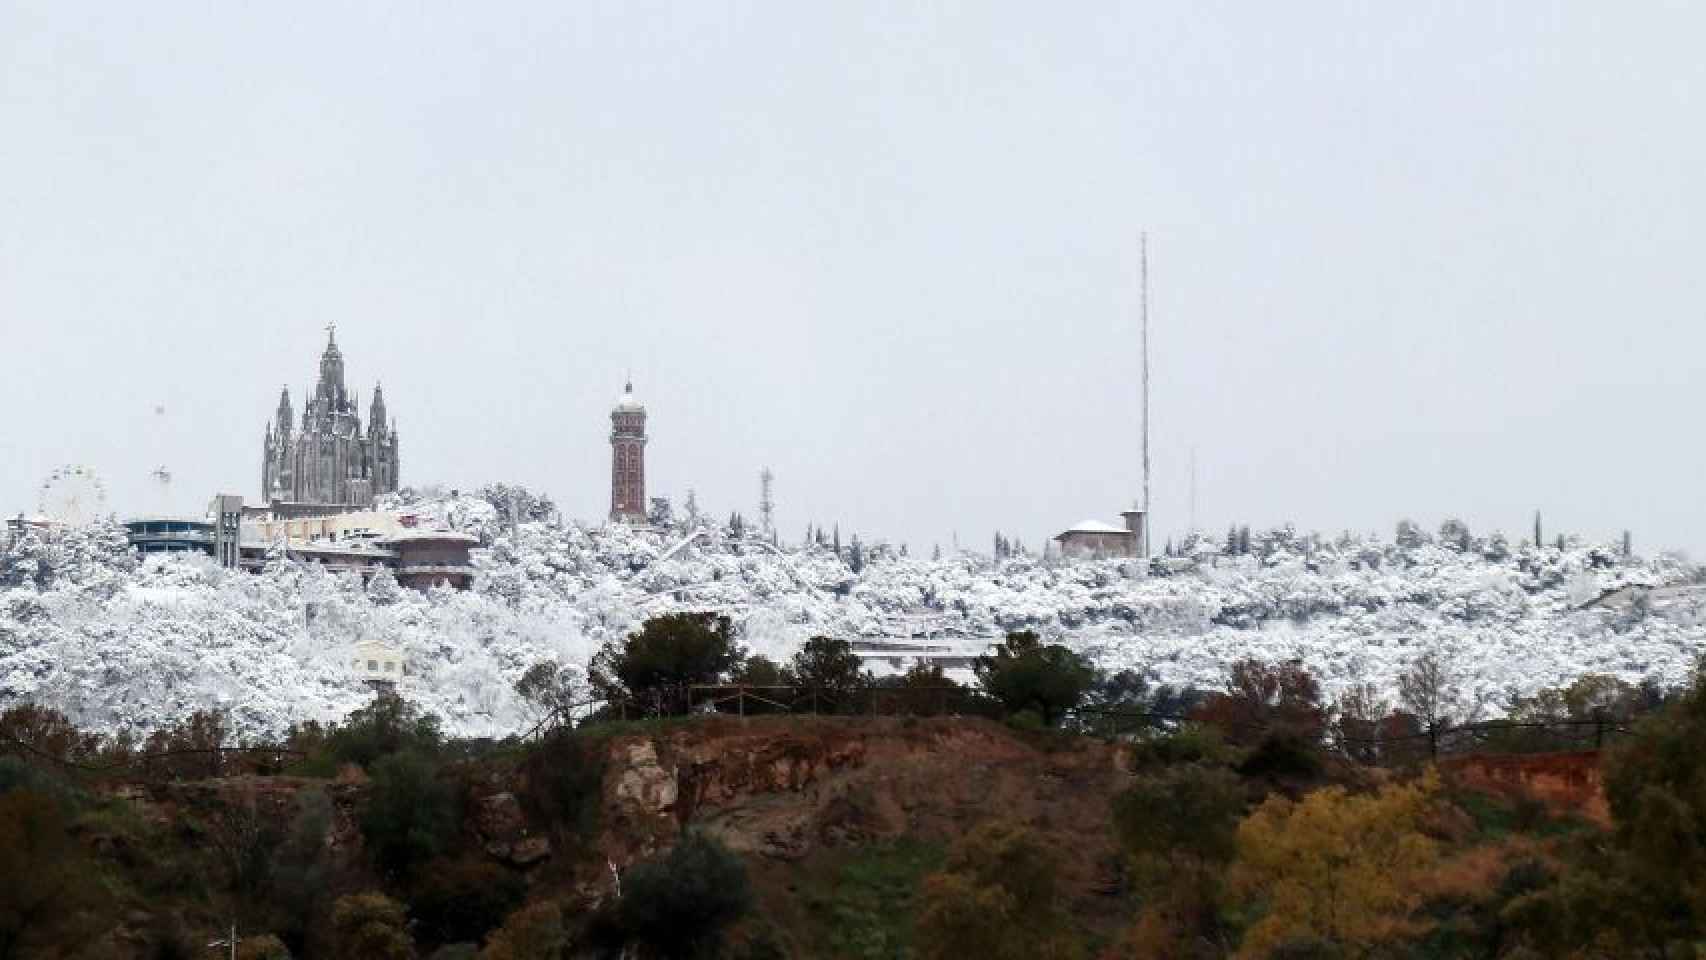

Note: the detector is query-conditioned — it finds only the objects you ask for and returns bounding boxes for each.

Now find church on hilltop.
[261,329,400,507]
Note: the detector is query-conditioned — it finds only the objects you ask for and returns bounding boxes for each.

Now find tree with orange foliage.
[1229,772,1441,958]
[1191,659,1326,746]
[478,901,566,960]
[0,703,100,766]
[916,821,1082,960]
[330,892,415,960]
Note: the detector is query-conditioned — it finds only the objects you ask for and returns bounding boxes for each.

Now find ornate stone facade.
[610,382,647,523]
[261,330,400,507]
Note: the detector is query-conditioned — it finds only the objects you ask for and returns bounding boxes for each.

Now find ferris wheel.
[37,465,109,526]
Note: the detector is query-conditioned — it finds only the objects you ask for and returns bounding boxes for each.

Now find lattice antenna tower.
[759,468,775,537]
[1140,232,1151,558]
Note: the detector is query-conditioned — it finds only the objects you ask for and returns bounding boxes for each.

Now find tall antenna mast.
[1140,232,1151,557]
[1189,445,1198,536]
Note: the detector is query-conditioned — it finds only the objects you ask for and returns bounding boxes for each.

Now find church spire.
[317,324,346,407]
[370,381,388,434]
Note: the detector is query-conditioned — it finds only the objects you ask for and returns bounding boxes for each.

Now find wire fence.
[686,684,994,719]
[1064,705,1638,762]
[0,732,305,780]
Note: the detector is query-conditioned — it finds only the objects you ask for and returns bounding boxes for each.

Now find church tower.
[261,330,401,507]
[609,382,647,523]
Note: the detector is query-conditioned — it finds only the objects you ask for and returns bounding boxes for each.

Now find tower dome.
[613,381,645,414]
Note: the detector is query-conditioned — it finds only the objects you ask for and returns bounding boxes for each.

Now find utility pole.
[1140,232,1152,558]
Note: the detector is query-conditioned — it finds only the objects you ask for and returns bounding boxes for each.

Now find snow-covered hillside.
[2,490,1702,740]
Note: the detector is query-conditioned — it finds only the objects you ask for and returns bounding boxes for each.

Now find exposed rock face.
[470,789,554,867]
[1444,750,1611,825]
[596,717,1128,872]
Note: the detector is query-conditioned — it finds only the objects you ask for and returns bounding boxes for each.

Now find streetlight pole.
[207,922,238,960]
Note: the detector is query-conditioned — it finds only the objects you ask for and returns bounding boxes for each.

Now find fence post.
[1594,710,1605,750]
[738,686,746,718]
[1428,722,1439,760]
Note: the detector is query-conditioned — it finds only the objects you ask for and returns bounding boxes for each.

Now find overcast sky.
[2,3,1703,557]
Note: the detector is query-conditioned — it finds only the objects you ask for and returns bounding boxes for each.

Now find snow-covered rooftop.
[1060,519,1132,535]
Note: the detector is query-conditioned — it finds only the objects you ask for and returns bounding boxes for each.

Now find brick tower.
[609,381,647,523]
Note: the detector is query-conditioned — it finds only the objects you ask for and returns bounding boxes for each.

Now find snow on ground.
[1,491,1701,740]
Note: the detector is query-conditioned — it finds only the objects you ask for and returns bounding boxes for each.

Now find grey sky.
[2,3,1703,556]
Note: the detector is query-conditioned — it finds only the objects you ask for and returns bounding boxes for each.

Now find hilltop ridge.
[0,489,1700,738]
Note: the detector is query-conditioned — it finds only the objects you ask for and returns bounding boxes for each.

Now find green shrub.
[331,892,416,960]
[975,631,1094,727]
[360,750,458,878]
[1112,764,1246,870]
[1004,709,1045,733]
[327,695,443,770]
[589,613,744,716]
[602,831,753,958]
[1236,732,1323,781]
[803,841,943,960]
[410,856,525,946]
[519,729,605,839]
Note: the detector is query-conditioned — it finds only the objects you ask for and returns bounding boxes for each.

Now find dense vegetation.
[1,612,1703,958]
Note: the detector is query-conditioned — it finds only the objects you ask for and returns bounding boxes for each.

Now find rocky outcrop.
[1444,750,1610,825]
[596,716,1128,871]
[472,790,553,866]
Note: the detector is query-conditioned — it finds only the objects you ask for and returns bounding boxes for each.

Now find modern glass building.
[124,517,216,556]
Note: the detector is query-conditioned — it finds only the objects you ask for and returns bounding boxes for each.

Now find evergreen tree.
[1438,517,1472,552]
[1623,529,1633,558]
[833,524,842,559]
[1534,510,1542,548]
[975,631,1094,727]
[932,544,942,562]
[848,535,866,574]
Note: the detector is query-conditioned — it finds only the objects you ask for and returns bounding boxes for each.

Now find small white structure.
[352,640,407,690]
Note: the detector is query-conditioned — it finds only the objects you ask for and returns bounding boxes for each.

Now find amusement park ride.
[36,465,108,526]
